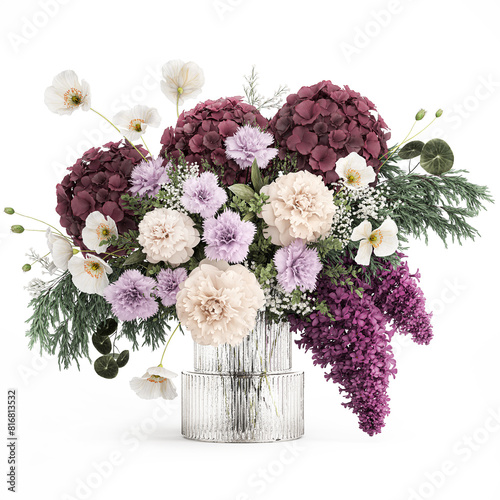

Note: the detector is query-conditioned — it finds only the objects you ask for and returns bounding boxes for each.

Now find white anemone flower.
[113,105,161,141]
[68,255,112,295]
[351,218,399,266]
[130,366,178,400]
[44,70,91,115]
[46,229,73,271]
[336,152,376,189]
[161,60,205,106]
[81,211,118,253]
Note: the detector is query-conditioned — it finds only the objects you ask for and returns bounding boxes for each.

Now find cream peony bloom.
[336,152,376,189]
[130,366,178,400]
[82,211,118,254]
[113,105,161,141]
[46,229,73,271]
[138,208,200,266]
[160,60,205,106]
[176,260,265,347]
[44,70,91,115]
[67,254,112,295]
[351,218,399,266]
[260,170,336,246]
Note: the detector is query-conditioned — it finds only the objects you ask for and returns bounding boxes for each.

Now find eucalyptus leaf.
[92,333,112,355]
[420,139,454,175]
[228,184,256,202]
[251,159,264,193]
[96,318,118,337]
[94,355,119,379]
[116,350,130,368]
[123,249,147,266]
[399,141,425,160]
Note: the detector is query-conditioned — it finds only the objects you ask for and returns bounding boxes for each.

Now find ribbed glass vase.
[181,312,304,442]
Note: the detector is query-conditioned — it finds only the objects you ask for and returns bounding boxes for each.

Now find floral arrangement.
[6,61,493,436]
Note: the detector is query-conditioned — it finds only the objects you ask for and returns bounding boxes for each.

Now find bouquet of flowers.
[6,61,492,436]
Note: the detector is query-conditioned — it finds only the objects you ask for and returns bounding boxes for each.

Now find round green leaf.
[420,139,454,175]
[399,141,425,160]
[116,350,130,368]
[96,318,118,337]
[92,334,112,355]
[94,355,119,379]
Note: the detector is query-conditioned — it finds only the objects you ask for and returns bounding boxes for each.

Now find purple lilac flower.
[181,172,227,218]
[203,210,255,263]
[104,270,158,321]
[274,240,322,293]
[225,124,278,169]
[129,158,170,198]
[155,268,188,307]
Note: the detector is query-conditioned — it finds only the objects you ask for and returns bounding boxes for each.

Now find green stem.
[176,93,180,118]
[159,323,180,366]
[141,137,152,156]
[15,213,67,238]
[90,108,148,161]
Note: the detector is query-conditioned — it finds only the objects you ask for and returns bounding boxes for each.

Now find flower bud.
[415,109,426,121]
[11,225,25,234]
[22,264,32,272]
[4,207,15,215]
[72,248,80,255]
[435,109,443,117]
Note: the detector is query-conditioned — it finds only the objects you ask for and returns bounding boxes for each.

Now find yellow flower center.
[147,375,167,384]
[369,230,383,248]
[97,223,111,241]
[64,88,84,108]
[129,118,145,132]
[346,169,361,186]
[84,260,104,278]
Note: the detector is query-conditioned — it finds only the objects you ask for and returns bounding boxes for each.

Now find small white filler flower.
[46,229,73,271]
[44,70,91,115]
[113,105,161,141]
[130,366,178,400]
[160,60,204,106]
[336,152,376,189]
[82,211,118,253]
[351,218,399,265]
[68,255,112,295]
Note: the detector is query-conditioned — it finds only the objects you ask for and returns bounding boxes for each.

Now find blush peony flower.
[68,254,112,296]
[176,260,265,347]
[225,125,278,169]
[138,208,200,265]
[274,239,322,293]
[81,211,118,253]
[181,172,227,218]
[113,105,161,141]
[203,210,255,263]
[104,270,158,321]
[130,366,178,400]
[351,218,399,265]
[44,70,91,115]
[160,60,205,106]
[260,170,336,246]
[46,229,73,271]
[155,268,188,307]
[336,152,376,188]
[129,158,171,198]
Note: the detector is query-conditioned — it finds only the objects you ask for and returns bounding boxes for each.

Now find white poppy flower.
[46,228,73,271]
[113,105,161,141]
[160,60,205,106]
[130,366,178,400]
[351,218,399,266]
[44,70,91,115]
[81,211,118,253]
[67,255,112,296]
[336,152,376,189]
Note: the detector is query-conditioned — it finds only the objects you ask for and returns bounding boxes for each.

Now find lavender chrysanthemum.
[225,125,278,169]
[130,158,170,198]
[274,240,322,293]
[203,210,256,263]
[181,172,227,218]
[104,270,158,321]
[155,268,188,307]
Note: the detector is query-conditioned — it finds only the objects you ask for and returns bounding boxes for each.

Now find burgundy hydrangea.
[269,81,391,185]
[159,97,268,186]
[56,140,148,250]
[289,255,432,436]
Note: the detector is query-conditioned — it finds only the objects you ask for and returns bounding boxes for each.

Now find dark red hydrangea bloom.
[56,140,148,250]
[289,255,432,436]
[159,97,268,186]
[269,81,391,185]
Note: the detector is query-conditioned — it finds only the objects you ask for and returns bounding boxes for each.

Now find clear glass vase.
[181,312,304,442]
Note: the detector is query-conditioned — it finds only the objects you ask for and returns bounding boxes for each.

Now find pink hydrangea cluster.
[159,97,268,185]
[56,141,148,250]
[269,81,391,185]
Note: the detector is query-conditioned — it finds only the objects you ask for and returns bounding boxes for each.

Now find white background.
[1,1,499,499]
